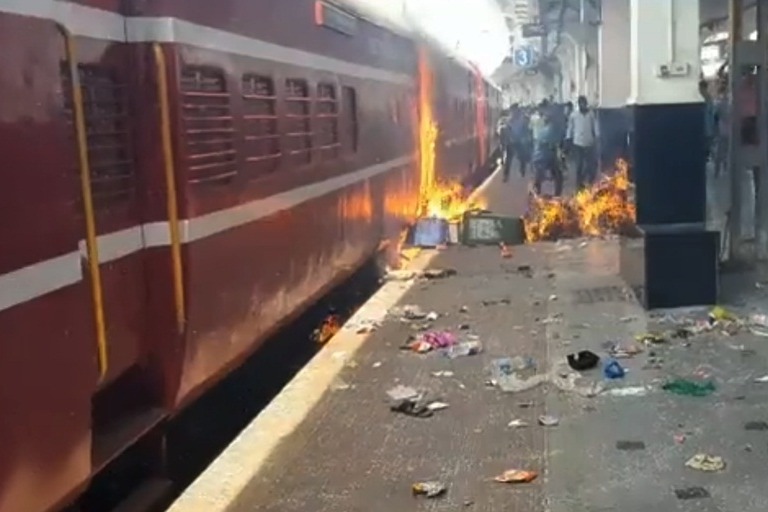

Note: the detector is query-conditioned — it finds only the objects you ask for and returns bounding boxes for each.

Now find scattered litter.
[755,375,768,383]
[422,268,457,279]
[347,318,380,334]
[426,401,450,412]
[386,385,420,402]
[493,469,538,483]
[402,330,458,353]
[616,440,645,451]
[497,373,548,393]
[431,370,455,378]
[517,401,534,408]
[607,342,643,359]
[515,265,533,278]
[458,323,470,330]
[603,359,626,379]
[540,314,562,325]
[331,380,352,391]
[674,487,710,500]
[499,242,513,259]
[538,415,560,427]
[637,333,666,345]
[401,305,427,320]
[567,350,600,371]
[552,372,605,397]
[674,434,686,444]
[459,305,469,313]
[492,356,536,377]
[384,269,417,281]
[603,386,650,397]
[548,294,558,301]
[372,361,382,368]
[508,419,529,428]
[685,453,725,472]
[662,379,716,397]
[412,481,447,498]
[481,298,512,306]
[390,399,433,418]
[671,327,694,339]
[619,315,637,323]
[744,421,768,431]
[444,340,483,359]
[709,305,736,323]
[425,311,439,321]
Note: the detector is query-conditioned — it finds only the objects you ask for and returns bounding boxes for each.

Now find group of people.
[498,96,599,196]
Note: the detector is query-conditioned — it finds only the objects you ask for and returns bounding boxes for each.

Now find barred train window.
[179,67,237,185]
[316,83,340,159]
[242,74,280,178]
[341,86,358,153]
[284,78,312,165]
[61,63,136,212]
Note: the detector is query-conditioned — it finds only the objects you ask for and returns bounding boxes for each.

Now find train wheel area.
[163,167,768,511]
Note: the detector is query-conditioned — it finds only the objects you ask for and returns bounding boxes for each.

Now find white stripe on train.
[0,0,413,85]
[0,156,414,312]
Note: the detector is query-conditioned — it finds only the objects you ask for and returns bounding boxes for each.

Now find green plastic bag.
[662,379,716,397]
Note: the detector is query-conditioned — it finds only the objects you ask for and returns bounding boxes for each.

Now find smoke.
[337,0,509,76]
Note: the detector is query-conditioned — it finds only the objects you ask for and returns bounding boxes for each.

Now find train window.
[179,67,237,185]
[242,74,281,178]
[341,86,358,153]
[316,83,340,159]
[61,64,136,211]
[284,78,313,166]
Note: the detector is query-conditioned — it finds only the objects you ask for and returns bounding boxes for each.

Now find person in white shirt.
[566,95,599,189]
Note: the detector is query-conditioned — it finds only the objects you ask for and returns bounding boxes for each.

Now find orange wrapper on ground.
[494,469,538,483]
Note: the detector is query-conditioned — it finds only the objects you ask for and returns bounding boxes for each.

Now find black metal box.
[620,226,719,309]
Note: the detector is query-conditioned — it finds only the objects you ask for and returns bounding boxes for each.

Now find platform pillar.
[597,0,630,169]
[620,0,719,308]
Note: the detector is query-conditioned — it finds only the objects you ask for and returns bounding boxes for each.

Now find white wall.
[598,0,630,107]
[629,0,702,105]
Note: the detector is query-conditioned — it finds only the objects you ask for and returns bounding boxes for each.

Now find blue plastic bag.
[603,359,625,379]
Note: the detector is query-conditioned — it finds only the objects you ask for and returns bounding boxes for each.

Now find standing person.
[502,105,531,180]
[567,95,599,189]
[532,111,563,196]
[713,80,728,178]
[699,79,716,164]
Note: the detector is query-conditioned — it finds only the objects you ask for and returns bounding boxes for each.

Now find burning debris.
[524,159,636,242]
[312,313,341,344]
[413,49,485,237]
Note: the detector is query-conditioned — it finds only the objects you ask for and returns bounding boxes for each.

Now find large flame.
[416,48,484,221]
[524,159,636,242]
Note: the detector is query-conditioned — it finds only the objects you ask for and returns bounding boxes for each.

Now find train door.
[60,27,164,470]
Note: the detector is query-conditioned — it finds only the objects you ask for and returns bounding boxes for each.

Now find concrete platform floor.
[169,168,768,512]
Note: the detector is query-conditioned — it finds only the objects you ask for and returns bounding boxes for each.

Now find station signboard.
[522,23,546,38]
[315,1,358,36]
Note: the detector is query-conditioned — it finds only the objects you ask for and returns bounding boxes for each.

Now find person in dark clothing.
[502,105,531,181]
[532,110,563,196]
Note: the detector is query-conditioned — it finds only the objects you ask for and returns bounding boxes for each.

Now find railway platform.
[168,168,768,512]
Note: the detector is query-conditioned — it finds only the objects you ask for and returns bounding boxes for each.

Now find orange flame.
[312,313,341,344]
[416,49,484,221]
[524,159,636,242]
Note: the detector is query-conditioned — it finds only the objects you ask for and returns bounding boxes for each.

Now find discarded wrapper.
[412,481,447,498]
[685,453,725,472]
[426,401,450,411]
[538,414,560,427]
[494,469,538,483]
